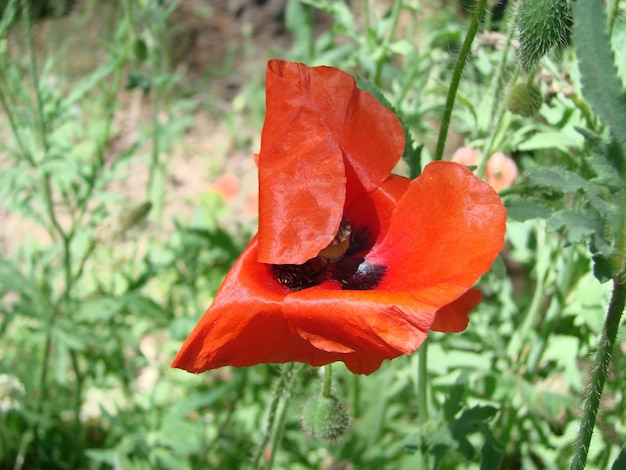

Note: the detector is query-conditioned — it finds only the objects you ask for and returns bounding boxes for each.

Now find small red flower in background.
[451,146,518,192]
[171,60,506,375]
[209,173,240,202]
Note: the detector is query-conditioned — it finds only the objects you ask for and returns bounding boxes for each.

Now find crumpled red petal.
[170,237,386,374]
[257,60,404,265]
[368,161,507,306]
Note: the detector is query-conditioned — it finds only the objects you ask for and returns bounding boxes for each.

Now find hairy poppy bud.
[507,83,543,117]
[301,394,350,442]
[516,0,571,72]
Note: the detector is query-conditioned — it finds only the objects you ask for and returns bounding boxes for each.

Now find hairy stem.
[251,363,303,470]
[434,0,488,161]
[571,280,626,470]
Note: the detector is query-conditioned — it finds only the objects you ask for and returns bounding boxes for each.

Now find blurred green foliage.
[0,0,625,469]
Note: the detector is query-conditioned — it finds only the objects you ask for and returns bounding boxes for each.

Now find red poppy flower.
[171,60,506,375]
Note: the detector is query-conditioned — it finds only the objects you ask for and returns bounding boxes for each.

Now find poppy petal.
[344,174,410,250]
[257,60,403,265]
[284,287,435,363]
[170,237,387,374]
[430,288,482,333]
[369,161,506,305]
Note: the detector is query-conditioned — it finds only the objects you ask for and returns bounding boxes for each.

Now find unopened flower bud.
[507,83,543,117]
[301,394,350,442]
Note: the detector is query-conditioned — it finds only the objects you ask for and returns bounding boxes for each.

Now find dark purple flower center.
[271,219,386,292]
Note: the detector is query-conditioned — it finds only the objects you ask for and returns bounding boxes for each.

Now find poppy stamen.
[318,217,352,263]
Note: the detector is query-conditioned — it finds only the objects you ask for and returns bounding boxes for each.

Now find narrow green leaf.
[573,0,626,155]
[0,0,18,39]
[64,59,117,107]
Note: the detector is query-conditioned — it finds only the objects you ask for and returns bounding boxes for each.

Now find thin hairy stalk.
[571,280,626,470]
[265,363,305,470]
[434,0,488,161]
[251,363,302,469]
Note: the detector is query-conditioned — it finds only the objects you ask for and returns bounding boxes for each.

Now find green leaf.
[517,129,584,152]
[443,373,467,421]
[505,197,552,221]
[520,379,577,424]
[547,208,602,244]
[479,425,505,470]
[524,167,589,194]
[573,0,626,157]
[65,59,118,107]
[285,0,313,61]
[612,443,626,470]
[0,0,18,39]
[388,39,413,56]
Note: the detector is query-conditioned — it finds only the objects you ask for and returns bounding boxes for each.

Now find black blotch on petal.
[272,262,322,291]
[339,260,387,291]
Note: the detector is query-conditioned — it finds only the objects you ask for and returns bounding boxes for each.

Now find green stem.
[571,280,626,470]
[251,363,302,470]
[266,363,304,470]
[0,76,33,165]
[323,364,333,397]
[417,339,430,469]
[351,373,361,419]
[373,0,403,86]
[21,0,48,155]
[512,227,548,367]
[434,0,488,161]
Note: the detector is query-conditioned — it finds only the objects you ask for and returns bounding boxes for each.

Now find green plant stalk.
[0,76,33,165]
[251,363,297,470]
[373,0,403,86]
[20,2,78,458]
[21,0,47,154]
[526,246,575,374]
[351,373,361,419]
[417,339,430,469]
[513,227,549,366]
[434,0,488,161]
[266,363,304,470]
[571,280,626,470]
[323,364,332,397]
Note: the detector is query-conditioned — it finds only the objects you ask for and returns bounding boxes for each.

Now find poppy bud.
[133,38,148,62]
[507,83,543,117]
[516,0,571,72]
[301,394,350,442]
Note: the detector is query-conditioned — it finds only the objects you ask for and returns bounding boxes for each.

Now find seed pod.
[301,394,350,442]
[507,83,543,117]
[516,0,571,72]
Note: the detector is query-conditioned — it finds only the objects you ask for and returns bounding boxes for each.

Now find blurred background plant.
[0,0,625,469]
